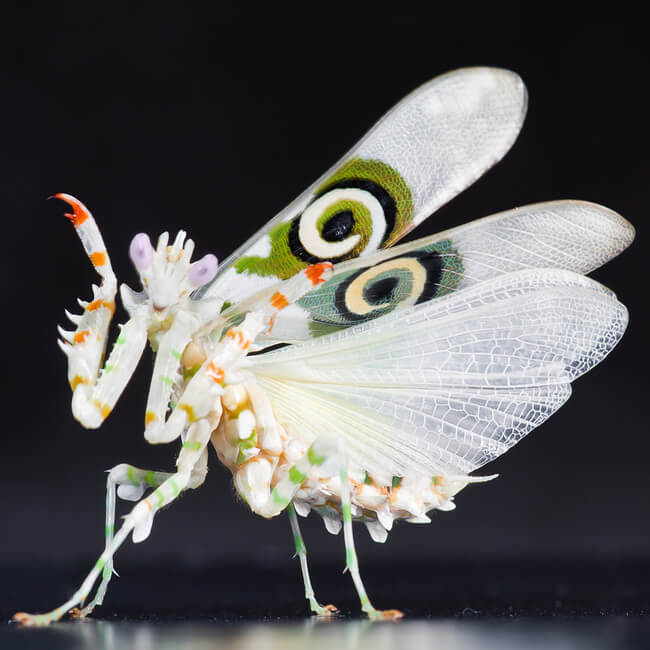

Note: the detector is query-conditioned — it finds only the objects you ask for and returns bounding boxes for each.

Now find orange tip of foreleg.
[52,193,91,228]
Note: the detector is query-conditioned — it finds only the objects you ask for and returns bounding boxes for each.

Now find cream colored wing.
[248,269,628,479]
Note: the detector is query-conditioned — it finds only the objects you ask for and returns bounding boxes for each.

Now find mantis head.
[122,230,219,325]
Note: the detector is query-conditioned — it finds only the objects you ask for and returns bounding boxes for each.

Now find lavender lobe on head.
[129,233,154,270]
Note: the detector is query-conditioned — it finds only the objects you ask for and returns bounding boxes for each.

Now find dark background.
[2,0,649,622]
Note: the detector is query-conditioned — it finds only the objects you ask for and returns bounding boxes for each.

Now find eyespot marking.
[233,158,413,279]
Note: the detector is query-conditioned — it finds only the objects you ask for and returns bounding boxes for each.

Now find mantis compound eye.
[189,253,218,287]
[129,233,154,270]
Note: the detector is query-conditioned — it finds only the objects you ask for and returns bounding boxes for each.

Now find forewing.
[265,200,634,341]
[248,269,628,479]
[200,67,526,305]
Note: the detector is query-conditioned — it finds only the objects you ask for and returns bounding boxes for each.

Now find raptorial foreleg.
[55,194,149,428]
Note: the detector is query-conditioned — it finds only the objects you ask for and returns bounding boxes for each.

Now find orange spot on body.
[73,330,90,345]
[70,375,89,391]
[305,262,333,286]
[86,299,115,314]
[266,313,277,334]
[145,411,158,426]
[178,403,197,423]
[388,486,401,504]
[206,362,225,385]
[90,251,106,267]
[225,328,250,350]
[55,193,91,228]
[349,478,363,491]
[93,400,112,420]
[270,292,289,310]
[144,499,153,511]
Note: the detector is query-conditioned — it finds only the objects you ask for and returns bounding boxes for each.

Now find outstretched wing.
[262,200,634,341]
[247,269,628,480]
[199,67,527,305]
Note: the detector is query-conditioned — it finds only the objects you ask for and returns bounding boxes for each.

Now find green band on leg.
[155,488,165,509]
[127,466,138,485]
[294,533,306,555]
[168,478,181,498]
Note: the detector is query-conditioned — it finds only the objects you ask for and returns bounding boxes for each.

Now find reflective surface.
[3,560,650,649]
[3,618,650,650]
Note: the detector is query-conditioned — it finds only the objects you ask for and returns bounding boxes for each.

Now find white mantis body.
[14,67,633,624]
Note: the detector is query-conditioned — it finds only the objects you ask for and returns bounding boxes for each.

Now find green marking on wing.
[232,158,413,282]
[435,239,464,298]
[234,222,308,280]
[300,238,465,337]
[316,158,413,246]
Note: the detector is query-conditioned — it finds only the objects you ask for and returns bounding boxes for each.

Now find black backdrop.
[2,2,649,601]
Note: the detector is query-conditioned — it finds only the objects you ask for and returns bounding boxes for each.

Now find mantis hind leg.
[287,503,338,617]
[339,464,403,621]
